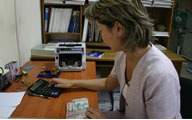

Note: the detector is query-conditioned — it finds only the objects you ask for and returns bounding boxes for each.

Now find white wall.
[15,0,42,66]
[0,0,42,67]
[0,0,19,67]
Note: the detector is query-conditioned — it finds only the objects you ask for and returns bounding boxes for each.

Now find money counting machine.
[55,42,86,71]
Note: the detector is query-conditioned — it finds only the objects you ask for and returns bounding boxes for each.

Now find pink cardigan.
[108,44,182,119]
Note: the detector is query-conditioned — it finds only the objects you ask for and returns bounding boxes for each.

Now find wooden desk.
[6,61,98,119]
[87,48,185,75]
[162,50,186,75]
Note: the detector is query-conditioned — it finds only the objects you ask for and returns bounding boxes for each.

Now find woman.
[51,0,181,118]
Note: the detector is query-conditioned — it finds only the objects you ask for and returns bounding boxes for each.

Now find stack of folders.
[64,0,86,5]
[66,98,89,119]
[153,0,173,8]
[45,0,86,5]
[141,0,153,7]
[141,0,173,8]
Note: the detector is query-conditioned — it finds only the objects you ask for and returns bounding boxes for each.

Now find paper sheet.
[0,92,25,118]
[0,92,25,106]
[0,107,16,119]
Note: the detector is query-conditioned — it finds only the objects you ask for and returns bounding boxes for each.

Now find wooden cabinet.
[40,0,84,43]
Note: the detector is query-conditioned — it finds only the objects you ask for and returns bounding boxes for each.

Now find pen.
[28,91,49,99]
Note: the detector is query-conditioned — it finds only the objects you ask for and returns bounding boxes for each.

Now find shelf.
[145,5,173,9]
[86,42,106,47]
[142,0,174,8]
[44,3,84,6]
[44,32,81,35]
[86,48,116,62]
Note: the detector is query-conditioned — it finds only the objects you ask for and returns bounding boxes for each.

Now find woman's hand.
[85,107,106,119]
[51,78,76,88]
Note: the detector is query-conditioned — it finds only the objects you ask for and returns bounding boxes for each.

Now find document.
[0,92,25,118]
[0,107,16,119]
[0,91,25,106]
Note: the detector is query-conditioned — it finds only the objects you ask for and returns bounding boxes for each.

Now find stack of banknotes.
[66,98,89,119]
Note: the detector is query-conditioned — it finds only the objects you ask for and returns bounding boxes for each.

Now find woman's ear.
[113,21,123,36]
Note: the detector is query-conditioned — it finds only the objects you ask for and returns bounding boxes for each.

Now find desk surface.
[7,61,98,119]
[87,48,185,75]
[31,47,185,62]
[87,48,185,62]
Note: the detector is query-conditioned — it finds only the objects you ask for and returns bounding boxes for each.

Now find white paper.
[0,92,25,107]
[0,92,25,118]
[0,107,16,119]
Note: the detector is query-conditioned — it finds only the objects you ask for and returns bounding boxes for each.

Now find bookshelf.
[40,0,84,43]
[146,4,175,48]
[40,0,175,47]
[40,0,174,47]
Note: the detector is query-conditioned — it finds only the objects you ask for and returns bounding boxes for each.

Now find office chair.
[180,77,192,118]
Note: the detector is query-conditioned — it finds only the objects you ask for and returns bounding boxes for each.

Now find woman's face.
[96,21,124,51]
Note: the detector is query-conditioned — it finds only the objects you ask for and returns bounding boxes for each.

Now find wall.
[0,0,19,67]
[0,0,42,67]
[170,0,192,60]
[15,0,42,66]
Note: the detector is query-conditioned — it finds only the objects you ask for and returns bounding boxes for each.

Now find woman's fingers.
[85,108,105,119]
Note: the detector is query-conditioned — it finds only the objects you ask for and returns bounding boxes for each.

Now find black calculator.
[27,79,63,98]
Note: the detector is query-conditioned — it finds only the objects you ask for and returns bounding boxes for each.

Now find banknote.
[72,98,89,119]
[66,102,73,119]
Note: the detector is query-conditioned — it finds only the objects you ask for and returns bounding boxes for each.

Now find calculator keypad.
[29,79,62,97]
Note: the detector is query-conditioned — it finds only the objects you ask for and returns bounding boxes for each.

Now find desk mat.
[37,71,61,78]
